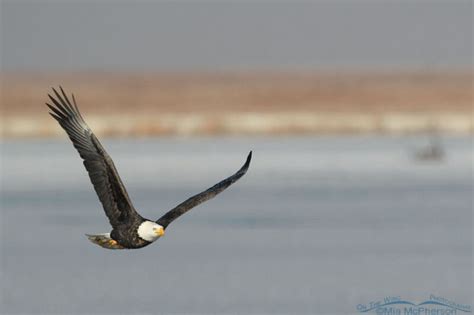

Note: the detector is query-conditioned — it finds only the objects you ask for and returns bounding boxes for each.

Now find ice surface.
[1,136,472,314]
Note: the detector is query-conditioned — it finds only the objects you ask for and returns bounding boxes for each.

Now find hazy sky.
[1,1,472,71]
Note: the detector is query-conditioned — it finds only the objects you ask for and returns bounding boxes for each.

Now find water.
[1,136,472,314]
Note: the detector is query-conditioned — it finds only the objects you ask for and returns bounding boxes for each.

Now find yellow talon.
[109,240,117,246]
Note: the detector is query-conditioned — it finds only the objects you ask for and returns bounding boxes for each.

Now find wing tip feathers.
[46,86,81,119]
[245,150,252,166]
[238,150,252,175]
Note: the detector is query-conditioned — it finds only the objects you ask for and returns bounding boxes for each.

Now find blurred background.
[1,1,472,314]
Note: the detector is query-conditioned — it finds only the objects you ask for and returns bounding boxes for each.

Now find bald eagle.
[46,87,251,250]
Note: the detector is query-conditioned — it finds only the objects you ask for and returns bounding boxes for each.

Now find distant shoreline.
[3,112,472,138]
[2,71,472,137]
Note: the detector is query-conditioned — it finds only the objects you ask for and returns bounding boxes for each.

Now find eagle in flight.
[46,87,251,250]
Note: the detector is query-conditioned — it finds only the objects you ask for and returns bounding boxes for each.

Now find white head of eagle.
[138,221,165,242]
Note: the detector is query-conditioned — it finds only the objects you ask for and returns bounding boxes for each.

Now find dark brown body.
[110,218,152,249]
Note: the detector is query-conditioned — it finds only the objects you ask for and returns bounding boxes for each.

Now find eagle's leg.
[85,233,126,250]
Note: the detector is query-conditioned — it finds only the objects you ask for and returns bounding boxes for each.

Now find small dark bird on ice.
[46,87,252,250]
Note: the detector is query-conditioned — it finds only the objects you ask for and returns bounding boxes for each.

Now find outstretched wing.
[46,87,140,228]
[156,152,252,228]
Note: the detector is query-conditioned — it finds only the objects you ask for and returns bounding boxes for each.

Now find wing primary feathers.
[59,86,73,107]
[48,111,62,122]
[46,103,66,119]
[156,151,252,228]
[48,93,72,116]
[46,87,141,228]
[71,93,82,115]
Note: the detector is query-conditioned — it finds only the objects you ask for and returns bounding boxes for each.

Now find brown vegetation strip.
[1,71,472,136]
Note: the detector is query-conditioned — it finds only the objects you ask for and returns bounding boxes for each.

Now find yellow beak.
[155,228,165,237]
